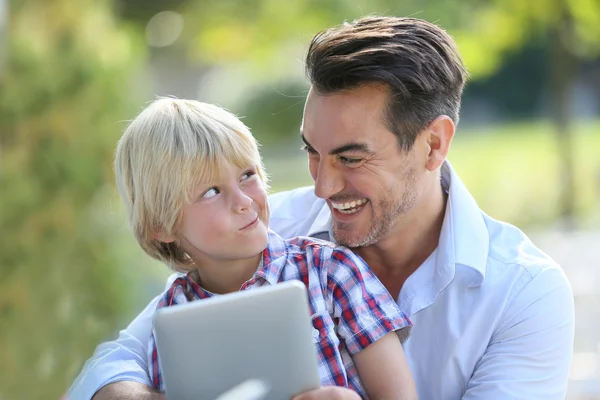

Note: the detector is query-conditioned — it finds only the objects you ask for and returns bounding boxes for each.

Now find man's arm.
[90,382,165,400]
[68,291,164,400]
[463,266,574,399]
[90,380,269,400]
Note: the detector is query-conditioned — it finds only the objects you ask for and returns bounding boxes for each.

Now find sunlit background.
[1,0,599,398]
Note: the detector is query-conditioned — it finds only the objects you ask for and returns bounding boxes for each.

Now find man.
[68,16,574,400]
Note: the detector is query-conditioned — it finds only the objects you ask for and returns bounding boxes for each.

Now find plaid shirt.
[148,230,411,398]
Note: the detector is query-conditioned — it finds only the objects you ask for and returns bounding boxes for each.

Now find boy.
[114,98,415,399]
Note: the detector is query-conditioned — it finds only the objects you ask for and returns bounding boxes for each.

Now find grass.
[262,120,600,229]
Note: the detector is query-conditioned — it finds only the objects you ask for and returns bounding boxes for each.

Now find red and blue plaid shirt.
[148,230,411,398]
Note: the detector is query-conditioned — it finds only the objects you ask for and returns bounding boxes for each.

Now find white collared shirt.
[68,161,574,400]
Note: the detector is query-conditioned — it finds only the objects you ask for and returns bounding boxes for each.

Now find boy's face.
[170,161,270,267]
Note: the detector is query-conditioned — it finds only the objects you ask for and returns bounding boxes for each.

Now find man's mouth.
[330,199,369,215]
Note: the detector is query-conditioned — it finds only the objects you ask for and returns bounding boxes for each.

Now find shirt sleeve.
[268,187,326,240]
[67,273,181,400]
[324,247,412,355]
[147,277,191,392]
[462,266,574,399]
[66,294,160,400]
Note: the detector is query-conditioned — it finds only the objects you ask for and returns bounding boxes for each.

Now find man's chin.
[332,225,369,248]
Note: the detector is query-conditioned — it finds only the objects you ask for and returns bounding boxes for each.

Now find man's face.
[301,84,426,248]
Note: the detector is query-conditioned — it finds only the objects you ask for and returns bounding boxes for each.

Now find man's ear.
[424,115,455,172]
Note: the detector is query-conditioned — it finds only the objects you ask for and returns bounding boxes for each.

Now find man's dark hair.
[305,16,468,150]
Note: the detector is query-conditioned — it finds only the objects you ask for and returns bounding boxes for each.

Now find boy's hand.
[293,387,361,400]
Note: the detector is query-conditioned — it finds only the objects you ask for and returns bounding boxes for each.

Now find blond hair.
[114,98,268,272]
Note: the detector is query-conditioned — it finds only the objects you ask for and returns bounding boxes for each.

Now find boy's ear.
[154,232,176,243]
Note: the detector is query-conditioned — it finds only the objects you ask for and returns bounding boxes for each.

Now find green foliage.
[449,121,600,228]
[453,0,600,77]
[0,0,144,397]
[449,0,600,223]
[238,81,308,146]
[0,1,595,398]
[178,0,469,71]
[175,0,600,224]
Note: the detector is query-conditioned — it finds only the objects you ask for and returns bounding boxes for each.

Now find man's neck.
[354,182,447,299]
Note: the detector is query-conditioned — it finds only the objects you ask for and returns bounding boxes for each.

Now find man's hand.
[293,387,361,400]
[90,381,165,400]
[89,380,271,400]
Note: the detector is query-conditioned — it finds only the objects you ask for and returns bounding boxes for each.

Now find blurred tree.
[0,0,143,398]
[115,0,188,24]
[238,81,308,147]
[172,0,599,225]
[454,0,600,227]
[177,0,473,68]
[162,0,473,144]
[464,43,550,121]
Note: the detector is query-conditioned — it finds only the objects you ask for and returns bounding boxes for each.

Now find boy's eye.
[202,187,220,199]
[241,170,256,180]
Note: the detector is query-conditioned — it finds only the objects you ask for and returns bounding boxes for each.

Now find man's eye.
[339,156,362,165]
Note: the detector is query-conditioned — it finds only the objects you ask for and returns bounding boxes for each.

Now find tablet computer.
[153,280,321,400]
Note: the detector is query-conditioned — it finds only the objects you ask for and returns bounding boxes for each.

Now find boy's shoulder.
[283,235,344,252]
[278,235,360,268]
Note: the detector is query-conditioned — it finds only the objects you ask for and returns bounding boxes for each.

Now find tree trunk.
[550,5,578,230]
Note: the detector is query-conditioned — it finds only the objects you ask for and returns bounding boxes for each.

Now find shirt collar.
[254,230,289,285]
[307,201,332,240]
[306,160,489,286]
[182,230,290,295]
[439,160,488,286]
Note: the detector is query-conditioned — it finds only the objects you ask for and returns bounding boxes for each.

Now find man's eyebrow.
[301,134,373,155]
[329,143,373,155]
[300,134,314,150]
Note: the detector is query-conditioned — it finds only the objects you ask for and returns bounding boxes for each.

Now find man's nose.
[313,161,344,200]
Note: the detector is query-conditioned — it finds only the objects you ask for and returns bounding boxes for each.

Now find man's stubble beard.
[333,167,418,248]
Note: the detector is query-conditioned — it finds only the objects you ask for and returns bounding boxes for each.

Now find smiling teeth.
[331,199,368,214]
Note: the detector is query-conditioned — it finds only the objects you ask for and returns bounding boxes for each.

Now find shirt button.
[312,328,320,340]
